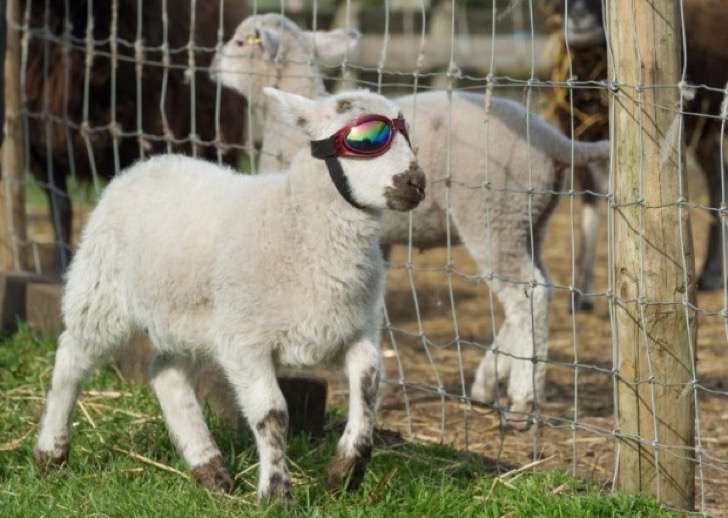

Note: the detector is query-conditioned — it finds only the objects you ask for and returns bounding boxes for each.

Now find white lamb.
[33,87,426,502]
[211,13,610,428]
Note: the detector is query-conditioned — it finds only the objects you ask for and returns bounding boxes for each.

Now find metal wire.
[3,1,725,514]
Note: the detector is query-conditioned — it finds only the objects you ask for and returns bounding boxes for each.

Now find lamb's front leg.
[328,336,381,492]
[218,350,292,503]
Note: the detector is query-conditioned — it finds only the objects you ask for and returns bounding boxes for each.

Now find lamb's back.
[72,156,284,330]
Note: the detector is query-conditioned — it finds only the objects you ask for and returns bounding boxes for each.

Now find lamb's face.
[263,87,425,212]
[211,14,360,102]
[316,94,426,212]
[210,16,285,99]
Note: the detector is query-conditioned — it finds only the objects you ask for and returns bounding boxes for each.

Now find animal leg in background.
[573,162,606,312]
[696,135,727,290]
[471,271,550,431]
[446,185,553,429]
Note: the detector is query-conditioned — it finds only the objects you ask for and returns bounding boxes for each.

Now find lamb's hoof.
[191,455,235,494]
[470,383,496,406]
[33,444,69,473]
[697,270,723,291]
[259,473,294,505]
[327,444,372,493]
[504,402,534,432]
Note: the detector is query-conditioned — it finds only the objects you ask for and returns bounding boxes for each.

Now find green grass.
[25,175,105,210]
[0,328,674,517]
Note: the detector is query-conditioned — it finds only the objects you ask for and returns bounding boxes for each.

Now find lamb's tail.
[555,139,610,167]
[458,92,610,167]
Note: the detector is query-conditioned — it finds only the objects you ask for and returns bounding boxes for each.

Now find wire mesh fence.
[1,0,727,514]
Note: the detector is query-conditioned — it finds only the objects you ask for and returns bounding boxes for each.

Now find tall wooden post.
[609,0,696,510]
[0,0,28,271]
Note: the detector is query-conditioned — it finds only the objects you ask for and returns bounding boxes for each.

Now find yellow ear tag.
[245,35,262,46]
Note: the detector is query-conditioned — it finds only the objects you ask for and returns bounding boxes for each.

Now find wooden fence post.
[609,0,696,509]
[0,0,28,271]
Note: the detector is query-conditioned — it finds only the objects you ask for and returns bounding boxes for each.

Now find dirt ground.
[357,191,728,516]
[14,164,728,515]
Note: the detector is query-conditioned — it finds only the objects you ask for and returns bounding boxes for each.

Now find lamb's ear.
[262,87,315,129]
[258,27,281,59]
[305,28,360,66]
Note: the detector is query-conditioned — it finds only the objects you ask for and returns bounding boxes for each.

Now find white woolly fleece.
[36,88,421,501]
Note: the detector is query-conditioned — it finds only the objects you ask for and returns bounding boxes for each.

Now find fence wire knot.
[678,80,696,101]
[605,79,619,93]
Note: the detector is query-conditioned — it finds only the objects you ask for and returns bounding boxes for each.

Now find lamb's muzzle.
[384,162,426,211]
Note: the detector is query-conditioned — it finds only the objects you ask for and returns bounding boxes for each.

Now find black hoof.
[569,295,594,314]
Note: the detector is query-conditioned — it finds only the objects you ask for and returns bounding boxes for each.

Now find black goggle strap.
[310,138,367,210]
[394,115,412,148]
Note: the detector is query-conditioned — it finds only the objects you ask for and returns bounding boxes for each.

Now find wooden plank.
[353,34,554,77]
[609,0,696,509]
[25,282,63,338]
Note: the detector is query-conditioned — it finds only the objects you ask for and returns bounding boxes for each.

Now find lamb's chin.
[386,195,421,211]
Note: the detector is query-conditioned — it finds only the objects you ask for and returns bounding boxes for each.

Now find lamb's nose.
[407,164,426,199]
[409,176,424,196]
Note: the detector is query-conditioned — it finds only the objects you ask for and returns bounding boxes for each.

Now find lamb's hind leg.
[216,349,291,503]
[34,331,110,469]
[327,336,381,492]
[470,271,549,432]
[573,161,607,312]
[574,193,599,312]
[500,267,550,430]
[148,355,233,493]
[449,199,550,429]
[471,324,512,404]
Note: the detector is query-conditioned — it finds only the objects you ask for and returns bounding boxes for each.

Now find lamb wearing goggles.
[34,87,424,503]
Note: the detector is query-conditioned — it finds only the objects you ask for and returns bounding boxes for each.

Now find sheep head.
[263,87,425,212]
[211,13,360,102]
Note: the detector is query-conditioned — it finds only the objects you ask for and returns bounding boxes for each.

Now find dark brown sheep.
[552,0,728,308]
[22,0,246,270]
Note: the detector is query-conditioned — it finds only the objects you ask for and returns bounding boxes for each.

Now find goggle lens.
[345,120,392,153]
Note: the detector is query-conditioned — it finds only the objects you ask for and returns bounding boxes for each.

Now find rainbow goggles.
[311,113,411,159]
